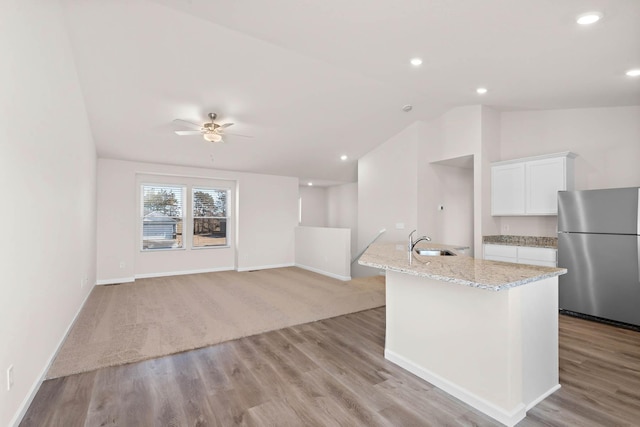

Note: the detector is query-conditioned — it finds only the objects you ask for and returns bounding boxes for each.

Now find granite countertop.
[483,235,558,249]
[359,242,566,292]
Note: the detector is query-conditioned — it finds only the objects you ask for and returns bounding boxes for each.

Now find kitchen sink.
[415,248,456,256]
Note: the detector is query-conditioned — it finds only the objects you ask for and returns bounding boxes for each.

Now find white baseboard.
[99,265,298,282]
[295,264,351,281]
[10,287,94,427]
[384,349,527,427]
[134,266,234,279]
[96,276,135,285]
[526,384,561,411]
[236,263,295,272]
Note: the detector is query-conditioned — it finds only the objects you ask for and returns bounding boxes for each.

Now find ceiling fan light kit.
[203,132,223,142]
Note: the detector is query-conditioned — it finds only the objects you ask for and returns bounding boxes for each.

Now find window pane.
[142,185,184,250]
[193,218,227,247]
[193,188,227,217]
[192,187,229,248]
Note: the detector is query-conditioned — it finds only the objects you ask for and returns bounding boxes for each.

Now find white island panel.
[384,270,559,427]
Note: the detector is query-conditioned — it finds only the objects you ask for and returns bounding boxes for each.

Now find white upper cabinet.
[491,163,525,215]
[526,157,567,214]
[491,152,576,216]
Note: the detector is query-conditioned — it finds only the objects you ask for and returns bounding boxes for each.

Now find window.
[139,180,232,252]
[192,187,229,248]
[141,184,184,250]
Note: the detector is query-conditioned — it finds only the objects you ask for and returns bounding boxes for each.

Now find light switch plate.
[7,365,13,391]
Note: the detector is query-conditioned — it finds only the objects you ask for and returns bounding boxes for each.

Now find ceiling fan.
[173,113,252,142]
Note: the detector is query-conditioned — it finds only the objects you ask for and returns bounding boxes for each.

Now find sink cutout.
[415,248,456,256]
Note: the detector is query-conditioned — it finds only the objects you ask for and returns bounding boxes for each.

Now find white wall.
[295,227,351,280]
[418,106,483,252]
[417,105,500,256]
[432,105,482,161]
[417,120,443,243]
[97,159,299,283]
[327,182,358,257]
[499,106,640,236]
[430,164,474,249]
[327,183,357,228]
[479,106,501,249]
[299,186,328,227]
[0,2,97,425]
[357,123,420,276]
[236,172,299,270]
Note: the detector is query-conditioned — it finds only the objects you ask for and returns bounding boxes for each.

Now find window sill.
[140,247,186,252]
[140,246,231,252]
[191,245,231,250]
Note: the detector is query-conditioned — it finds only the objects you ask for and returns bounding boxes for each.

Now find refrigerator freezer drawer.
[558,233,640,326]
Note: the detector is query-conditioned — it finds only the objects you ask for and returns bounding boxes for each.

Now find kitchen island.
[359,242,567,427]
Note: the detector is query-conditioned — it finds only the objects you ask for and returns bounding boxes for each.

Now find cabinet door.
[525,157,565,215]
[484,244,518,263]
[518,246,557,267]
[491,163,525,215]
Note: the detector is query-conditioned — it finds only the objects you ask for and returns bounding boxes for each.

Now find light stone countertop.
[359,242,567,292]
[483,235,558,249]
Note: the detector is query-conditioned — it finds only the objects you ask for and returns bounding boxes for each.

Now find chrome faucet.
[408,229,431,264]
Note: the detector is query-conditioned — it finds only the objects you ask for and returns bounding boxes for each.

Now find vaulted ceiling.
[61,0,640,185]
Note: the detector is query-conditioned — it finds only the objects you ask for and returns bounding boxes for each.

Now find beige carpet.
[47,267,385,379]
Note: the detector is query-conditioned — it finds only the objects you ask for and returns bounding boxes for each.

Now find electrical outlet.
[7,365,13,391]
[80,277,84,288]
[119,261,126,269]
[502,224,510,233]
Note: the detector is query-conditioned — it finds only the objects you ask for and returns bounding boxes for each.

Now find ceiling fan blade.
[224,132,254,138]
[219,122,234,129]
[174,130,203,136]
[172,119,202,130]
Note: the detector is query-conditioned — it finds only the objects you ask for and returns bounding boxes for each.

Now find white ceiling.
[61,0,640,185]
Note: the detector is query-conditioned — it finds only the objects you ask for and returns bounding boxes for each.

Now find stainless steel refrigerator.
[558,187,640,328]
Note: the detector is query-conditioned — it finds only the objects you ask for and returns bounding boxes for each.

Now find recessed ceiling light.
[340,155,348,161]
[476,87,488,94]
[308,182,313,186]
[626,69,640,77]
[410,58,423,66]
[576,12,602,25]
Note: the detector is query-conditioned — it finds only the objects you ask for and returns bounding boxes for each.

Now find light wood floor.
[21,308,640,426]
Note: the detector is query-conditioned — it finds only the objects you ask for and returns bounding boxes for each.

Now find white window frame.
[138,179,234,253]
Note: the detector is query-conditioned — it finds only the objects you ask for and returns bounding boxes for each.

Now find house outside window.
[192,187,229,248]
[141,184,185,250]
